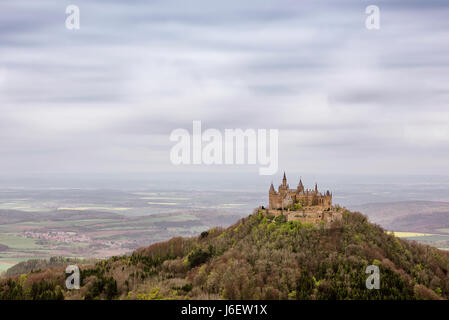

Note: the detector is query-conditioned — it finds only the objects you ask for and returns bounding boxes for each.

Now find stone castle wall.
[265,207,342,227]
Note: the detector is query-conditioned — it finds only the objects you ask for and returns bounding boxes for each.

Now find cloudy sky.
[1,0,449,180]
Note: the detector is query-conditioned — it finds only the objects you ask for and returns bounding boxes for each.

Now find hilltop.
[1,207,449,300]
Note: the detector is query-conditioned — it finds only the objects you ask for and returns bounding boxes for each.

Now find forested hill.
[3,257,98,278]
[1,208,449,300]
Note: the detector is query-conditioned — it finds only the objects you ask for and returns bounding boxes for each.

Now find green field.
[0,234,39,250]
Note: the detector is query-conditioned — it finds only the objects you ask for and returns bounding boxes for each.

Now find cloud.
[1,0,449,177]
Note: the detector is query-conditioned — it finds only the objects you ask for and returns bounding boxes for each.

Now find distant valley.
[0,188,261,273]
[3,183,449,274]
[353,201,449,250]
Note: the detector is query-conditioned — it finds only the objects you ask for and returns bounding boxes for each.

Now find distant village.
[21,231,136,249]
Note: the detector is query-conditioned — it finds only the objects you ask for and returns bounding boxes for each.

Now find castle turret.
[269,183,276,194]
[297,179,304,193]
[315,183,318,194]
[279,172,289,192]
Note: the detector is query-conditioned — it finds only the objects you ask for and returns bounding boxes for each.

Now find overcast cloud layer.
[1,0,449,177]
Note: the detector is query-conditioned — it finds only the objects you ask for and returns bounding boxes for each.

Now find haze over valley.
[2,173,449,274]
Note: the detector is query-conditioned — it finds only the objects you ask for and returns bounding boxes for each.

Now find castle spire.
[269,183,275,193]
[282,172,287,186]
[315,183,318,193]
[297,178,304,192]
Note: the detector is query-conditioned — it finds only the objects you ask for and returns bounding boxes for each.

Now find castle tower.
[279,172,289,192]
[315,183,318,194]
[268,182,279,209]
[297,179,304,193]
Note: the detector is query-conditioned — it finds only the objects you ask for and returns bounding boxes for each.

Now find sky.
[1,0,449,182]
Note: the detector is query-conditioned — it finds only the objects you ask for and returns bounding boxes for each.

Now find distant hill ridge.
[1,207,449,300]
[352,200,449,233]
[3,257,98,278]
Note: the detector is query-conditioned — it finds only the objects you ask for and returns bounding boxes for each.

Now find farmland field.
[0,188,262,274]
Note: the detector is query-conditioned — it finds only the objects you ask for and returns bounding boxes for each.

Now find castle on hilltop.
[269,173,332,211]
[259,173,341,227]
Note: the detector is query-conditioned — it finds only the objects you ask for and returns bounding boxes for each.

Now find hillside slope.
[1,208,449,300]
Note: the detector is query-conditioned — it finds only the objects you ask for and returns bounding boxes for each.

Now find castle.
[269,173,332,211]
[260,173,341,227]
